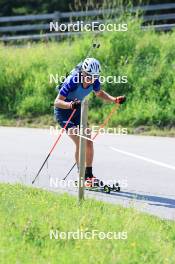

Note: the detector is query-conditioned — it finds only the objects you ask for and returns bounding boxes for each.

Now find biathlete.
[54,58,126,186]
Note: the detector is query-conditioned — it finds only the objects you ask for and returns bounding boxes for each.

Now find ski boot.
[85,176,103,188]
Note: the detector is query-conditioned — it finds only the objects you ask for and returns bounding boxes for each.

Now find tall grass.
[0,19,175,127]
[0,184,175,263]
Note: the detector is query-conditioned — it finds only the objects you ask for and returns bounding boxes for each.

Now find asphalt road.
[0,126,175,220]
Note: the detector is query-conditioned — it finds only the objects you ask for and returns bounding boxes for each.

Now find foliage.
[0,19,175,127]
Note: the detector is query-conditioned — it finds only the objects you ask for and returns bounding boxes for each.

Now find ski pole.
[63,103,119,180]
[62,163,77,180]
[32,109,76,184]
[92,103,119,140]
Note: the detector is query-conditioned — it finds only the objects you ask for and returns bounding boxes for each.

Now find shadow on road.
[109,191,175,209]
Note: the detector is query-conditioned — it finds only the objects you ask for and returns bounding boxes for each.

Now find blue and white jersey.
[57,71,101,102]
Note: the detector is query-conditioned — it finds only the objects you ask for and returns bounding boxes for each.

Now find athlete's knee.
[86,139,93,148]
[76,140,79,149]
[68,127,79,136]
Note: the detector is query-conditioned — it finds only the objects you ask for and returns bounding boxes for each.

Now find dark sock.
[85,167,93,178]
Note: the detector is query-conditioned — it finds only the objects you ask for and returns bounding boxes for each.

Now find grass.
[133,127,175,137]
[0,114,175,136]
[0,18,175,130]
[0,183,175,264]
[0,114,55,128]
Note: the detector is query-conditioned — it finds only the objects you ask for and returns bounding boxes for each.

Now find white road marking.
[75,136,175,171]
[76,134,94,142]
[110,146,175,171]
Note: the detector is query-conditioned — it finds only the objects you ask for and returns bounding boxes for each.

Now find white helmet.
[82,58,101,77]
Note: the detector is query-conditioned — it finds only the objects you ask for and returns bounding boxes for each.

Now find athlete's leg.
[85,127,94,178]
[54,106,80,166]
[68,126,94,177]
[85,128,94,167]
[67,127,80,166]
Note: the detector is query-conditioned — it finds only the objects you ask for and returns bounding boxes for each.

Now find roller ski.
[75,176,121,194]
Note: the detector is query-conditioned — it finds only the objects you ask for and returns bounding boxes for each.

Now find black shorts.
[54,106,81,131]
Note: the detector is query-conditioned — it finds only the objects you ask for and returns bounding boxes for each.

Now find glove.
[115,95,126,105]
[70,99,81,110]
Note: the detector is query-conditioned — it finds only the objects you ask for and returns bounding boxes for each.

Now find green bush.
[0,19,175,127]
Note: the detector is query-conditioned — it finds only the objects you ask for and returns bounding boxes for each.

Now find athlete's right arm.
[54,73,78,109]
[54,95,81,109]
[54,94,71,109]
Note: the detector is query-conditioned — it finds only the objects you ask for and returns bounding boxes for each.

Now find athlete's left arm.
[95,90,116,103]
[93,79,126,104]
[95,90,126,104]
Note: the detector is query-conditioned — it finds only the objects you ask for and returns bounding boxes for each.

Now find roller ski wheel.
[104,185,111,194]
[103,183,120,193]
[74,178,120,193]
[113,183,121,192]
